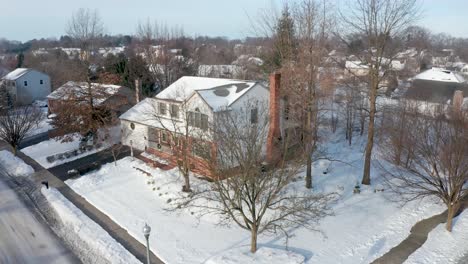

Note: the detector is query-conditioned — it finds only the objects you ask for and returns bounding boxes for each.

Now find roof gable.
[2,68,31,80]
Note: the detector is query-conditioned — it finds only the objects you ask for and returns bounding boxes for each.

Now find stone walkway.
[372,200,468,264]
[1,141,164,264]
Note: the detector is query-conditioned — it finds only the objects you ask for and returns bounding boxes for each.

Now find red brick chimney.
[266,72,281,163]
[453,90,464,113]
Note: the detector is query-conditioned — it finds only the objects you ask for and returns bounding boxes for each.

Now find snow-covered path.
[0,179,77,264]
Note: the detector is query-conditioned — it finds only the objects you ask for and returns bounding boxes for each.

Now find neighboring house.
[1,68,51,105]
[405,68,468,105]
[120,75,285,177]
[345,61,369,77]
[47,81,135,116]
[413,68,465,83]
[461,65,468,77]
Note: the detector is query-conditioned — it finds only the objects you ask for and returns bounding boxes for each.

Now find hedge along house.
[119,74,286,177]
[1,68,51,105]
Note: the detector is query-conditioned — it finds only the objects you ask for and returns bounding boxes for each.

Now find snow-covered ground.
[66,133,446,264]
[0,150,34,176]
[405,211,468,264]
[26,104,52,137]
[0,150,75,263]
[205,247,305,264]
[41,187,141,264]
[21,126,120,168]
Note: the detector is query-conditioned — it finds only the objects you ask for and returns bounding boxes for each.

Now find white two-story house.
[1,68,51,105]
[120,75,284,176]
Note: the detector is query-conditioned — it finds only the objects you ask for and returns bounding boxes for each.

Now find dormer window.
[24,81,28,86]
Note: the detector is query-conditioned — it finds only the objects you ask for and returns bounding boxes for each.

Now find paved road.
[16,147,163,264]
[49,146,133,181]
[0,178,79,264]
[20,131,52,149]
[457,253,468,264]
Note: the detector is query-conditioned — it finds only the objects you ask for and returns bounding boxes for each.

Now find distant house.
[198,65,243,79]
[405,68,468,104]
[344,61,369,77]
[47,81,135,116]
[461,65,468,77]
[120,75,287,177]
[1,68,51,105]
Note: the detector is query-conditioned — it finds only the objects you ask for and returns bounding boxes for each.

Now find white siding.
[15,70,51,105]
[121,120,149,151]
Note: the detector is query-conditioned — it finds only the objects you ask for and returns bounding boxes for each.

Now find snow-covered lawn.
[66,134,446,264]
[21,126,120,169]
[41,187,141,264]
[405,211,468,264]
[26,115,53,137]
[205,247,305,264]
[0,150,34,176]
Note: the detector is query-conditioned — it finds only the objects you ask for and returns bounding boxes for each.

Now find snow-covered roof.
[345,61,369,69]
[2,68,31,80]
[414,68,465,83]
[47,81,123,105]
[156,76,258,104]
[119,98,185,130]
[196,82,257,111]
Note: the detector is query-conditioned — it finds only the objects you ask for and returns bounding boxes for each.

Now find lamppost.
[142,223,151,264]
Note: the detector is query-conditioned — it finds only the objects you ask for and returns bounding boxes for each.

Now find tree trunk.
[12,145,18,156]
[305,110,313,189]
[182,166,192,192]
[306,149,312,189]
[250,225,258,253]
[362,76,377,185]
[446,202,460,232]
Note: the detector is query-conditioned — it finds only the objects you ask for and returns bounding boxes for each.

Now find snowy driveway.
[0,179,78,264]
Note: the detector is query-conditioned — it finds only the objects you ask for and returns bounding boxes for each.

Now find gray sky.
[0,0,467,42]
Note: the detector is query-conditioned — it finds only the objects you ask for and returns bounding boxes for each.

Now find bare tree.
[0,106,44,155]
[136,19,193,90]
[49,81,117,143]
[280,0,334,189]
[173,101,334,253]
[340,0,421,185]
[66,8,104,57]
[379,102,468,231]
[144,88,211,192]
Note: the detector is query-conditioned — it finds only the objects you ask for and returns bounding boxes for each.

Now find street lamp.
[142,223,151,264]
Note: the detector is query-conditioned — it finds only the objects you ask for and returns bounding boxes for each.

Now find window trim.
[158,102,167,115]
[188,111,209,131]
[170,104,179,118]
[250,108,258,124]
